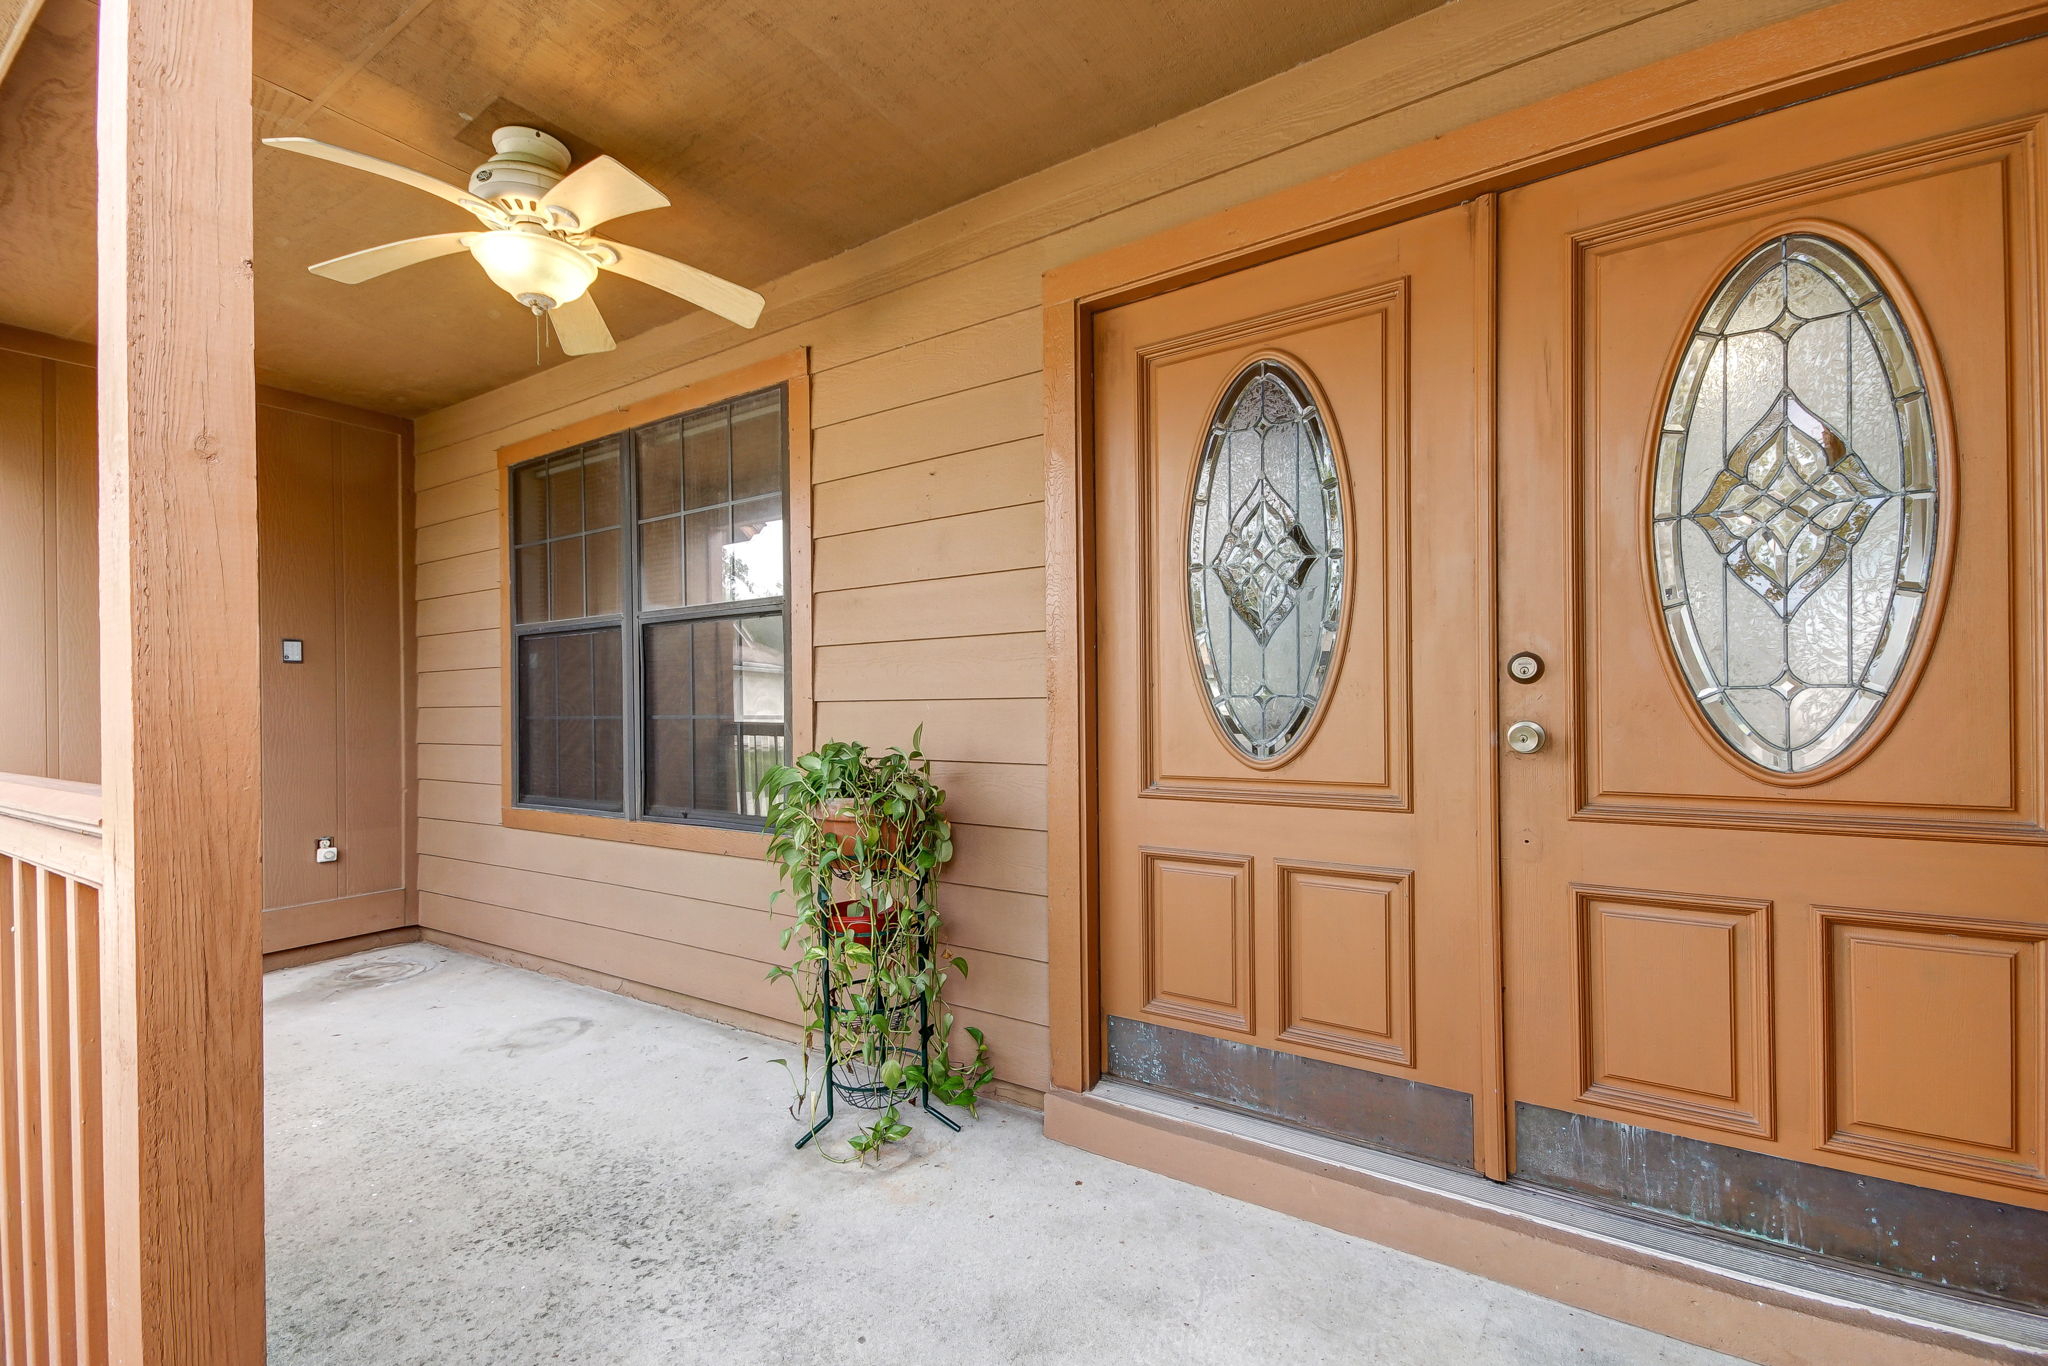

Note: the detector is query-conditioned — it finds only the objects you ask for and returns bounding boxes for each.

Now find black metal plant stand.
[794,874,962,1150]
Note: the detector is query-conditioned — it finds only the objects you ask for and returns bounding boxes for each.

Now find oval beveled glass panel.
[1187,360,1345,760]
[1651,234,1939,775]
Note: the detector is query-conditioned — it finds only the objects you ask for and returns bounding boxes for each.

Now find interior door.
[1498,41,2048,1213]
[1093,202,1496,1169]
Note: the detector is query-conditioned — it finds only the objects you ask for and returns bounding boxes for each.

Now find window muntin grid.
[509,386,789,826]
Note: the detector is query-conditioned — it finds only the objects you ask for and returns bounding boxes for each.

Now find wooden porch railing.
[0,773,106,1363]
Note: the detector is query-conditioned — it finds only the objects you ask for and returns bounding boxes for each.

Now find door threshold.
[1046,1078,2048,1365]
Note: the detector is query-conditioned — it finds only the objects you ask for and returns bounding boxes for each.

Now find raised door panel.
[1141,848,1253,1033]
[1820,907,2046,1189]
[1574,887,1773,1137]
[1277,862,1413,1065]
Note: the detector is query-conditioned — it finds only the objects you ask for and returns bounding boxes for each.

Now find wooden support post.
[94,0,264,1361]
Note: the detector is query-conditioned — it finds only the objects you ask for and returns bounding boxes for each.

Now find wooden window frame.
[496,348,813,859]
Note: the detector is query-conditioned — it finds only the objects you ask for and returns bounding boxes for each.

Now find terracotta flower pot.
[824,898,897,941]
[818,812,903,857]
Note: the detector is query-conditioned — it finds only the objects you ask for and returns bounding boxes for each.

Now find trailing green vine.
[760,729,993,1161]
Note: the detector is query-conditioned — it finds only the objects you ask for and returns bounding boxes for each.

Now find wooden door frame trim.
[1039,0,2048,1167]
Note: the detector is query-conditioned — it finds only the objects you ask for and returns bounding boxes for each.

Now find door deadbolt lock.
[1505,721,1548,755]
[1507,652,1544,683]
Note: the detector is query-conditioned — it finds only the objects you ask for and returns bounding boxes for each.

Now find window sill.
[501,804,770,860]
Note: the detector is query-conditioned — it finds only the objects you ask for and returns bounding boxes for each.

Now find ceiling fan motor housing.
[467,126,572,203]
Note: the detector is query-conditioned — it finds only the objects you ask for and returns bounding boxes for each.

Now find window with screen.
[509,387,789,827]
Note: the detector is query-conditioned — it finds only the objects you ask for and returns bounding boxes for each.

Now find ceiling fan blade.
[263,137,490,219]
[593,240,764,328]
[549,293,616,355]
[542,156,670,232]
[307,233,476,285]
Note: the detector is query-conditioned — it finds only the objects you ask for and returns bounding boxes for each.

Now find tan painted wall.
[0,328,415,951]
[0,336,97,782]
[406,0,1834,1092]
[254,397,416,954]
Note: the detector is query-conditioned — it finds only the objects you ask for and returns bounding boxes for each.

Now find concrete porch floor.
[265,943,1756,1366]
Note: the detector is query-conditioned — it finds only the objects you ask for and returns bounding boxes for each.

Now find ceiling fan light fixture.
[268,129,766,335]
[468,228,598,311]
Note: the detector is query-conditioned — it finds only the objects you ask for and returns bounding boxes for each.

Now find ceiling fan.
[263,126,765,355]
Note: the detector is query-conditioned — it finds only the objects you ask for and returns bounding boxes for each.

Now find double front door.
[1093,37,2048,1231]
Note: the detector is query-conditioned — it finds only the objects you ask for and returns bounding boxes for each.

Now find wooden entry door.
[1093,202,1496,1169]
[1497,42,2048,1213]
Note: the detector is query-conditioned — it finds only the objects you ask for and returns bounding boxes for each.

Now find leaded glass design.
[1651,234,1939,774]
[1188,360,1345,759]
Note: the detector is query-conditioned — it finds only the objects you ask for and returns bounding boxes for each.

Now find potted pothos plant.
[759,729,993,1161]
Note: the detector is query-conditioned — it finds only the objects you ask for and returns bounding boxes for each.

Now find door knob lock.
[1505,721,1548,755]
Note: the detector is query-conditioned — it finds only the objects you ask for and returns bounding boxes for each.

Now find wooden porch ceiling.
[0,0,1440,417]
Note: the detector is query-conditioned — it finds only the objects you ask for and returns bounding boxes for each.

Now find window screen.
[509,387,788,826]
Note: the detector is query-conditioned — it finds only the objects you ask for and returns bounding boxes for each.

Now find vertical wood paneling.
[0,328,414,945]
[0,348,99,784]
[0,355,49,777]
[259,406,341,911]
[0,847,105,1363]
[50,362,98,783]
[252,400,412,917]
[336,420,408,900]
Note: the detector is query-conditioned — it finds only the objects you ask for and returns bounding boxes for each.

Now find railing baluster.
[0,784,109,1362]
[40,866,78,1363]
[16,861,48,1366]
[2,855,28,1363]
[67,881,103,1364]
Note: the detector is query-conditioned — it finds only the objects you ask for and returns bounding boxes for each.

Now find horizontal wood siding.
[407,0,1830,1089]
